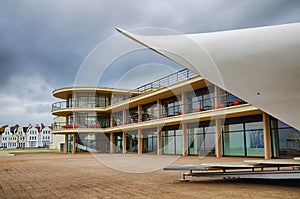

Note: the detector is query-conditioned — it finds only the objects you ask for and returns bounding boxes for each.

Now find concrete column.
[138,129,142,154]
[138,105,142,122]
[122,131,126,154]
[215,118,222,158]
[263,112,272,159]
[110,133,114,153]
[110,112,113,127]
[214,85,220,108]
[111,92,114,105]
[157,127,162,155]
[122,109,126,125]
[157,99,161,118]
[181,91,186,114]
[64,133,68,153]
[182,123,188,156]
[72,133,76,154]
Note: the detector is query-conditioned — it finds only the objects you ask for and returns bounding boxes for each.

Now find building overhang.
[116,23,300,131]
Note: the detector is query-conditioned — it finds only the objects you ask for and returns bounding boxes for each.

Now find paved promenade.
[0,153,299,199]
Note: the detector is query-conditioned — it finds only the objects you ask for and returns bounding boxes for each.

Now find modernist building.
[51,69,300,158]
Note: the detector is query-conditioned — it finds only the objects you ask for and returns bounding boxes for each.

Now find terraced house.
[51,69,300,158]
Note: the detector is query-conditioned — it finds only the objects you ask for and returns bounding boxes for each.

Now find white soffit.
[116,23,300,131]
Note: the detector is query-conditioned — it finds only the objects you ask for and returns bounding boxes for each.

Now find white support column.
[214,85,220,109]
[64,133,68,153]
[72,133,76,154]
[263,112,272,159]
[215,118,222,158]
[182,123,188,156]
[122,109,126,125]
[138,129,142,155]
[122,131,127,154]
[138,105,142,122]
[157,99,161,118]
[110,133,114,153]
[181,91,186,114]
[157,127,162,155]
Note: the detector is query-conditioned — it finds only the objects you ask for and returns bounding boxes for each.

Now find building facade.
[0,125,52,149]
[51,69,300,158]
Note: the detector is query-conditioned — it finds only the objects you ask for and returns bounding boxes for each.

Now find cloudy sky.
[0,0,300,126]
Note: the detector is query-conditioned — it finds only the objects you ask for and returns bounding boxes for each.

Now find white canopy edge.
[116,23,300,131]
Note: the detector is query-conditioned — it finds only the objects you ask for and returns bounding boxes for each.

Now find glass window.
[142,102,157,121]
[161,96,182,117]
[245,130,264,156]
[223,131,245,156]
[271,118,300,158]
[162,127,182,155]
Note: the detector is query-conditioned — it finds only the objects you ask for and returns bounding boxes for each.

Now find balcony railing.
[52,101,67,110]
[186,95,247,114]
[52,121,107,131]
[52,95,248,131]
[132,68,196,93]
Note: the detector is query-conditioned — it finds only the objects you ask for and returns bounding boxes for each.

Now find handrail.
[131,68,196,93]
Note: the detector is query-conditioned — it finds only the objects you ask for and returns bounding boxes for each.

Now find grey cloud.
[0,0,299,125]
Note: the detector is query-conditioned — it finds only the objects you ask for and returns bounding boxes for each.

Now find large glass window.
[186,86,215,113]
[219,89,246,107]
[245,122,264,156]
[112,111,123,126]
[113,94,130,104]
[76,93,98,107]
[271,118,300,158]
[222,115,264,157]
[162,125,182,155]
[187,121,216,156]
[125,107,138,124]
[126,131,138,153]
[68,94,73,108]
[114,132,123,153]
[161,96,182,117]
[142,128,157,154]
[142,102,158,121]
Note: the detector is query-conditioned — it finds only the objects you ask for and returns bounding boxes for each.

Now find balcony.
[52,94,249,132]
[132,68,196,93]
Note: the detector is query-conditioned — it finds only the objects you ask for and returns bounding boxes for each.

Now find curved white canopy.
[116,23,300,131]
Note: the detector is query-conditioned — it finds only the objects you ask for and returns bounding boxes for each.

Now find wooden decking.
[164,158,300,181]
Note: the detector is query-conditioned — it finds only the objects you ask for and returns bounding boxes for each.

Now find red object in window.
[178,111,182,115]
[74,124,80,128]
[95,124,100,128]
[233,99,239,105]
[196,107,201,112]
[218,103,224,108]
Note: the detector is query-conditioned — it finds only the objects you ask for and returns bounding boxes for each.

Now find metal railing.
[52,101,67,110]
[52,98,248,131]
[132,68,196,93]
[186,95,247,114]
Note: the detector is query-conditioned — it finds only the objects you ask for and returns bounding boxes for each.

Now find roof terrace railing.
[131,68,197,94]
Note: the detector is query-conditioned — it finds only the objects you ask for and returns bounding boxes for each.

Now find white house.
[26,126,40,148]
[40,126,52,147]
[1,125,52,149]
[1,127,10,148]
[15,126,26,148]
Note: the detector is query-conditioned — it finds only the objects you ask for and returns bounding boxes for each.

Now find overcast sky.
[0,0,300,126]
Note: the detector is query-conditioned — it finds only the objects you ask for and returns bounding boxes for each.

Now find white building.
[1,125,52,149]
[40,126,52,147]
[26,126,40,148]
[15,126,26,148]
[1,127,11,148]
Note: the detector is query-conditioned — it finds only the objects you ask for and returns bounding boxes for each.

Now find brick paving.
[0,153,299,199]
